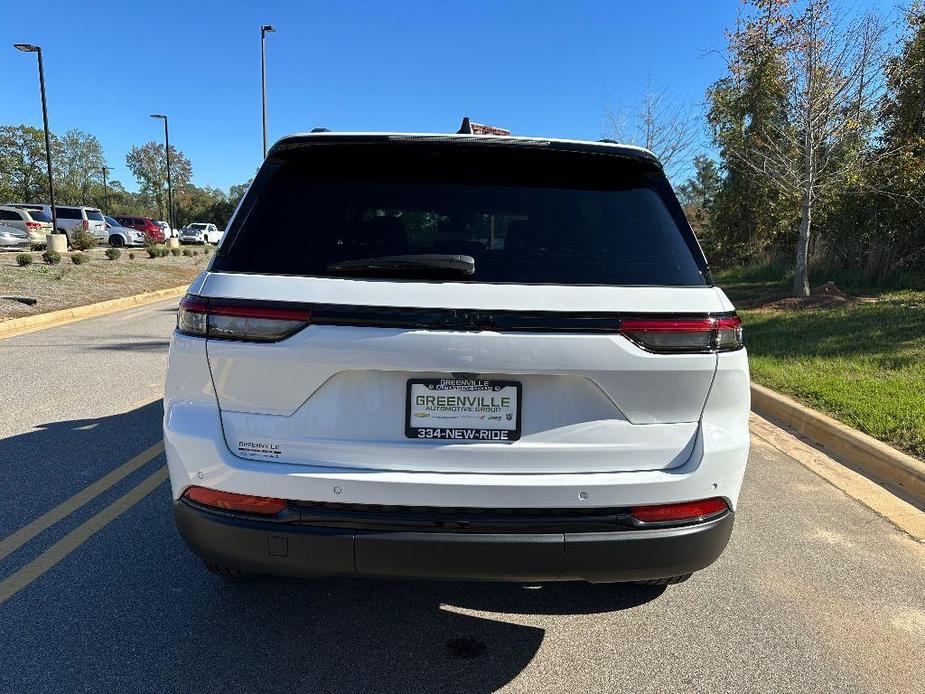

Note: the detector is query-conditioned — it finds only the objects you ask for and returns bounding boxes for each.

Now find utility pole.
[101,165,111,211]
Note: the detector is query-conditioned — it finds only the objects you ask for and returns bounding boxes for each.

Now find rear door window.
[214,145,708,286]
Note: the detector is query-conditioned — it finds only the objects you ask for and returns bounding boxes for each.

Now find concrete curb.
[751,382,925,504]
[0,285,189,340]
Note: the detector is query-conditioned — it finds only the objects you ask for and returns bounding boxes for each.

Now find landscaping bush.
[16,253,33,267]
[105,247,121,260]
[70,226,98,251]
[182,248,193,257]
[158,247,170,257]
[128,252,135,260]
[70,252,90,265]
[170,248,181,257]
[42,250,61,265]
[145,243,158,258]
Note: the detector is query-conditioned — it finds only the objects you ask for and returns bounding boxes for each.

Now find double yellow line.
[0,441,167,603]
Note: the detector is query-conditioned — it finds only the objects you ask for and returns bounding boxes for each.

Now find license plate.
[406,378,521,441]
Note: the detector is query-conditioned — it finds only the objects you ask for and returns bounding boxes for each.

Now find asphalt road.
[1,299,923,694]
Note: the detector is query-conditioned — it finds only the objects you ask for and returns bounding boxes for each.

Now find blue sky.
[0,1,876,192]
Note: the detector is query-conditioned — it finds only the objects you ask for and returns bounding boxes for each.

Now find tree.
[678,156,722,241]
[54,129,105,206]
[125,141,192,219]
[604,82,699,179]
[0,125,48,203]
[732,0,888,295]
[706,0,798,266]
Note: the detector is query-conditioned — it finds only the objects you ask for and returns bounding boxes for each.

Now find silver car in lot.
[104,216,147,247]
[0,222,32,250]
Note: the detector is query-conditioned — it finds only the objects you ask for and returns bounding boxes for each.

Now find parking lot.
[0,299,923,694]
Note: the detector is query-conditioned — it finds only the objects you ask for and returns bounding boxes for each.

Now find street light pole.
[260,24,276,159]
[150,114,173,232]
[13,43,57,235]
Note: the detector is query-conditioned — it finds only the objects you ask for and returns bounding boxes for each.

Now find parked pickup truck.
[180,223,224,245]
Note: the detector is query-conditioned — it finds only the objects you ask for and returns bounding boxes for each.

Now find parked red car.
[113,215,164,242]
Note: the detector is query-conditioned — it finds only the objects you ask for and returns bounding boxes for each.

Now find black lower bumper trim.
[174,501,734,583]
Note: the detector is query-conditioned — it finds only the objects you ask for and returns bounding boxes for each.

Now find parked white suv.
[40,205,107,243]
[165,132,750,585]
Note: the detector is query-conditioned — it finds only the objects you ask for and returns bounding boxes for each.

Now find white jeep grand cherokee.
[164,132,750,585]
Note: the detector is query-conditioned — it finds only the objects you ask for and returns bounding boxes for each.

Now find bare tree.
[603,83,700,179]
[733,0,889,296]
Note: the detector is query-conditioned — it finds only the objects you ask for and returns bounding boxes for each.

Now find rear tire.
[202,560,256,578]
[109,235,124,248]
[633,573,692,586]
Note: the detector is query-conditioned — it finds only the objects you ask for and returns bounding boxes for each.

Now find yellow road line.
[0,440,164,562]
[0,466,168,604]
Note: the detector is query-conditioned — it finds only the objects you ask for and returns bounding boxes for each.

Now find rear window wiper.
[326,254,475,276]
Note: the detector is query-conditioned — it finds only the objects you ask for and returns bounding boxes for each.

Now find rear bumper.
[174,500,734,582]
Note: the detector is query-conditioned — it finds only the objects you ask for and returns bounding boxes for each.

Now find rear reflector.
[177,295,311,342]
[620,315,742,353]
[183,486,287,515]
[630,498,729,523]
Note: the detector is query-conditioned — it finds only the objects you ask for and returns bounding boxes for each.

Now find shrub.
[158,247,170,257]
[42,250,61,265]
[70,252,90,265]
[182,248,193,257]
[70,226,97,251]
[146,243,159,258]
[128,252,135,260]
[170,248,181,257]
[16,253,33,267]
[105,247,121,260]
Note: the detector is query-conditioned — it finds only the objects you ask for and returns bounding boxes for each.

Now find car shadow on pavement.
[90,339,171,352]
[172,572,663,694]
[0,400,165,536]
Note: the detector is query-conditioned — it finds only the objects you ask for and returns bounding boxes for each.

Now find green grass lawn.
[716,269,925,460]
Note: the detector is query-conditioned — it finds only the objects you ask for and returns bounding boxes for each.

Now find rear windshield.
[85,210,105,221]
[214,144,708,286]
[27,210,51,222]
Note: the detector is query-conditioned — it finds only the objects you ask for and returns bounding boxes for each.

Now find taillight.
[177,295,311,342]
[630,498,729,524]
[619,315,742,353]
[183,486,286,515]
[82,220,89,230]
[25,221,41,229]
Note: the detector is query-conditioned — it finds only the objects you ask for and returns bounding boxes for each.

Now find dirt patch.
[0,246,209,320]
[751,281,859,311]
